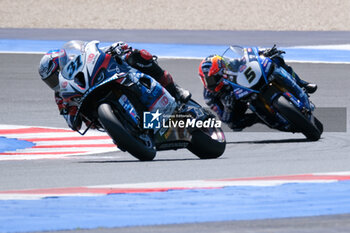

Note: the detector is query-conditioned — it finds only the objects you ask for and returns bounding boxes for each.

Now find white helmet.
[38,49,67,91]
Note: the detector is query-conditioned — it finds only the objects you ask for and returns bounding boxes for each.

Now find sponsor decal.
[234,87,250,99]
[87,53,96,63]
[62,81,68,88]
[119,95,138,124]
[265,61,272,73]
[239,64,247,72]
[263,58,268,67]
[160,95,169,106]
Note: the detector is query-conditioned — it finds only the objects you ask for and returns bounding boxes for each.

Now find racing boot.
[229,113,260,132]
[164,82,191,103]
[174,84,191,103]
[279,61,317,94]
[295,78,317,94]
[301,82,317,94]
[159,71,191,103]
[287,66,317,94]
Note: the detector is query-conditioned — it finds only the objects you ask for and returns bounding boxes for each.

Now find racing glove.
[108,41,131,56]
[221,92,235,110]
[219,91,235,123]
[262,44,285,59]
[55,92,68,115]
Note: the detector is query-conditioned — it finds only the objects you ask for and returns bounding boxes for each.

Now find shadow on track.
[78,158,202,164]
[227,138,312,144]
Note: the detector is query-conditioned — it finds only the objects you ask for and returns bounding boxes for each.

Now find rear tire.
[187,129,226,159]
[98,103,156,161]
[273,96,321,141]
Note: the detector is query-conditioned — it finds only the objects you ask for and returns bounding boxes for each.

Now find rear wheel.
[98,103,156,161]
[187,128,226,159]
[273,96,321,141]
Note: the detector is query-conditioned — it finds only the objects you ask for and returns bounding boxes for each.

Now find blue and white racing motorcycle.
[221,46,323,140]
[58,40,226,161]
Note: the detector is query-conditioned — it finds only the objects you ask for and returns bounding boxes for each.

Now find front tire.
[187,128,226,159]
[314,116,324,134]
[98,103,156,161]
[273,96,321,141]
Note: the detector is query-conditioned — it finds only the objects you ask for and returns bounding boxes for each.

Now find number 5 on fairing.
[244,67,256,83]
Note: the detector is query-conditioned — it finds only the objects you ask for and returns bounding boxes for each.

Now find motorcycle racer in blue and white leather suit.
[38,41,191,131]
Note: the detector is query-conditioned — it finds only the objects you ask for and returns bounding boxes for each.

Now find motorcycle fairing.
[59,41,121,97]
[130,72,175,110]
[260,57,273,78]
[234,48,263,88]
[118,94,139,124]
[272,66,311,112]
[222,47,271,99]
[222,79,258,100]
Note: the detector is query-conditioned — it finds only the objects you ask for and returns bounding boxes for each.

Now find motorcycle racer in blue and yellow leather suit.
[198,45,317,131]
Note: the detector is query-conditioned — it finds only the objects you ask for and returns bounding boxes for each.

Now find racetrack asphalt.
[0,53,350,232]
[2,28,350,46]
[30,214,350,233]
[0,30,350,232]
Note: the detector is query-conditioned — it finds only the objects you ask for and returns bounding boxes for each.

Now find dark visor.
[205,74,222,90]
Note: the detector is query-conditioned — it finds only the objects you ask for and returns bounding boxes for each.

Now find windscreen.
[59,40,86,70]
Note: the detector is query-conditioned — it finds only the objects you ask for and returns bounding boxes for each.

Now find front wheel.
[273,96,322,141]
[187,128,226,159]
[98,103,156,161]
